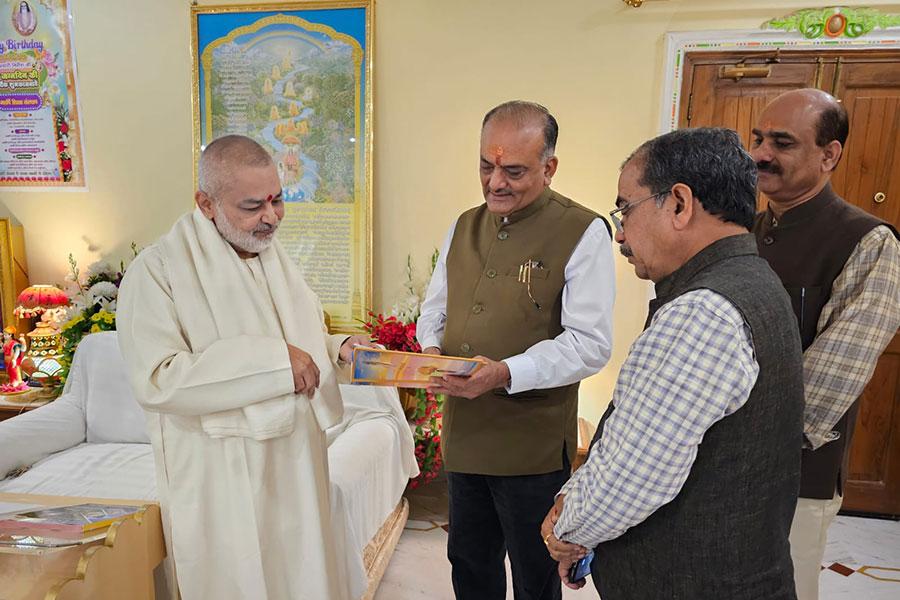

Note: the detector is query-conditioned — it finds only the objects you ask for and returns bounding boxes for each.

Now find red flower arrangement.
[410,389,442,489]
[362,311,443,488]
[54,106,73,182]
[362,312,421,354]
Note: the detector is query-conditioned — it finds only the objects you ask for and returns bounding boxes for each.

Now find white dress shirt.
[416,216,615,393]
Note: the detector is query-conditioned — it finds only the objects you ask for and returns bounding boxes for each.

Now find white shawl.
[158,209,342,438]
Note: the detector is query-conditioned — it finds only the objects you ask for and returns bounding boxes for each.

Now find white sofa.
[0,332,417,599]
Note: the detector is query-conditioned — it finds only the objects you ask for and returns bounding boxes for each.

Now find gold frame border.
[0,219,15,330]
[189,1,374,332]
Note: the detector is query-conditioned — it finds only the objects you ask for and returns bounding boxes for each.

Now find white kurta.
[117,211,353,600]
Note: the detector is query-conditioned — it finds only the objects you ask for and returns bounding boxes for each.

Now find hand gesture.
[339,333,377,363]
[540,495,589,564]
[427,355,509,399]
[558,560,588,590]
[287,343,320,396]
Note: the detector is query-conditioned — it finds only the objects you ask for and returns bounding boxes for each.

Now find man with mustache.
[542,127,804,600]
[117,134,371,599]
[417,101,614,599]
[750,89,900,600]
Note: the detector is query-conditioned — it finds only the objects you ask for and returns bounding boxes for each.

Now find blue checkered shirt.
[553,289,759,548]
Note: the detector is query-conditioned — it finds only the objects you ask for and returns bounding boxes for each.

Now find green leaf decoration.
[763,7,900,39]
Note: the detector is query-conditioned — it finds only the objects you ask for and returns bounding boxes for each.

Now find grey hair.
[482,100,558,161]
[623,128,757,230]
[198,134,273,199]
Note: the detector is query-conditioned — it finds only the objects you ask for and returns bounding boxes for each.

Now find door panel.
[833,62,900,232]
[832,59,900,514]
[680,50,900,516]
[842,337,900,514]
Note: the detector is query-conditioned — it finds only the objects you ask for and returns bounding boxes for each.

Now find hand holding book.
[351,347,485,388]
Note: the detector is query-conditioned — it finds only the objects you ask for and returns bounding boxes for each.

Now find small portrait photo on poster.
[12,1,38,36]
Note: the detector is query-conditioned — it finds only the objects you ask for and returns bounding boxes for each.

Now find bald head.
[764,88,848,150]
[750,88,848,207]
[198,135,274,199]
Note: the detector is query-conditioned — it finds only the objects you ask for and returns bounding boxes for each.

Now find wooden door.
[680,50,900,516]
[831,58,900,515]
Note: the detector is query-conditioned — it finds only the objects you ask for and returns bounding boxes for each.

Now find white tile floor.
[375,483,900,600]
[818,515,900,600]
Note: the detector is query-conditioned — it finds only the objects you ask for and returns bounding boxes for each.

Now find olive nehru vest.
[441,187,602,476]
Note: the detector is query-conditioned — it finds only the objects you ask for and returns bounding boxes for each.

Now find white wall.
[3,0,898,423]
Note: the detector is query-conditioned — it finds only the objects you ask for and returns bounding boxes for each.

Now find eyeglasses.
[608,191,670,233]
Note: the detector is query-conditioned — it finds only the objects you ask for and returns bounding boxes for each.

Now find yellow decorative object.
[13,285,69,387]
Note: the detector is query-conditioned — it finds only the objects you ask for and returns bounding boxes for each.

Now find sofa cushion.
[0,442,157,500]
[73,332,150,444]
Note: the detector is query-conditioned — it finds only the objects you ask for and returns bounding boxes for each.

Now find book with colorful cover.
[351,347,485,388]
[0,503,141,538]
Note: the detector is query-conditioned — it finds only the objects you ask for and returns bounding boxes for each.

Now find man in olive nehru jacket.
[416,101,615,600]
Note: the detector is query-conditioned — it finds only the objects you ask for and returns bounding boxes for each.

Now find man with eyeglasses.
[750,89,900,600]
[542,127,805,600]
[416,101,615,599]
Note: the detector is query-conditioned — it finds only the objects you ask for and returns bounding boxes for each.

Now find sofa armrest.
[0,392,87,477]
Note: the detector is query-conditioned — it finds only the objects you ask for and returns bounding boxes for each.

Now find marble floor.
[818,513,900,600]
[374,478,900,600]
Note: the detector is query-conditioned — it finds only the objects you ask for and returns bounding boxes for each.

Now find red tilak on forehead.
[491,145,505,165]
[266,194,274,201]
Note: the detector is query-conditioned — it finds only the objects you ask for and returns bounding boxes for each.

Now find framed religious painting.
[191,1,373,332]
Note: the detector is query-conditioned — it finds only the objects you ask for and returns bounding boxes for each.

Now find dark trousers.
[447,458,569,600]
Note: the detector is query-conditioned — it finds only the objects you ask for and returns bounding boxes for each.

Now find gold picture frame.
[190,1,373,333]
[0,217,30,334]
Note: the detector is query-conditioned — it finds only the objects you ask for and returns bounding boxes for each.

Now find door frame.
[660,28,900,134]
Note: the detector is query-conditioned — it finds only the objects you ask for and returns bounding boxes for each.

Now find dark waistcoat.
[590,234,803,600]
[753,184,897,499]
[441,188,604,475]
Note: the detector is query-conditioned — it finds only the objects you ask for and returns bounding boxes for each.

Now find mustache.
[255,221,278,234]
[756,160,782,175]
[619,244,633,258]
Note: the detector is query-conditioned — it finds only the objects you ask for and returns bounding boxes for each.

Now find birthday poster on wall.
[0,0,85,188]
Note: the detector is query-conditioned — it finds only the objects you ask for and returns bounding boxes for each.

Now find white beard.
[213,206,278,254]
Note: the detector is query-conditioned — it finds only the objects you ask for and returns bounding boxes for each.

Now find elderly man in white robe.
[117,134,370,600]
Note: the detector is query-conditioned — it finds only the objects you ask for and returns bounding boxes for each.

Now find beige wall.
[2,0,897,424]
